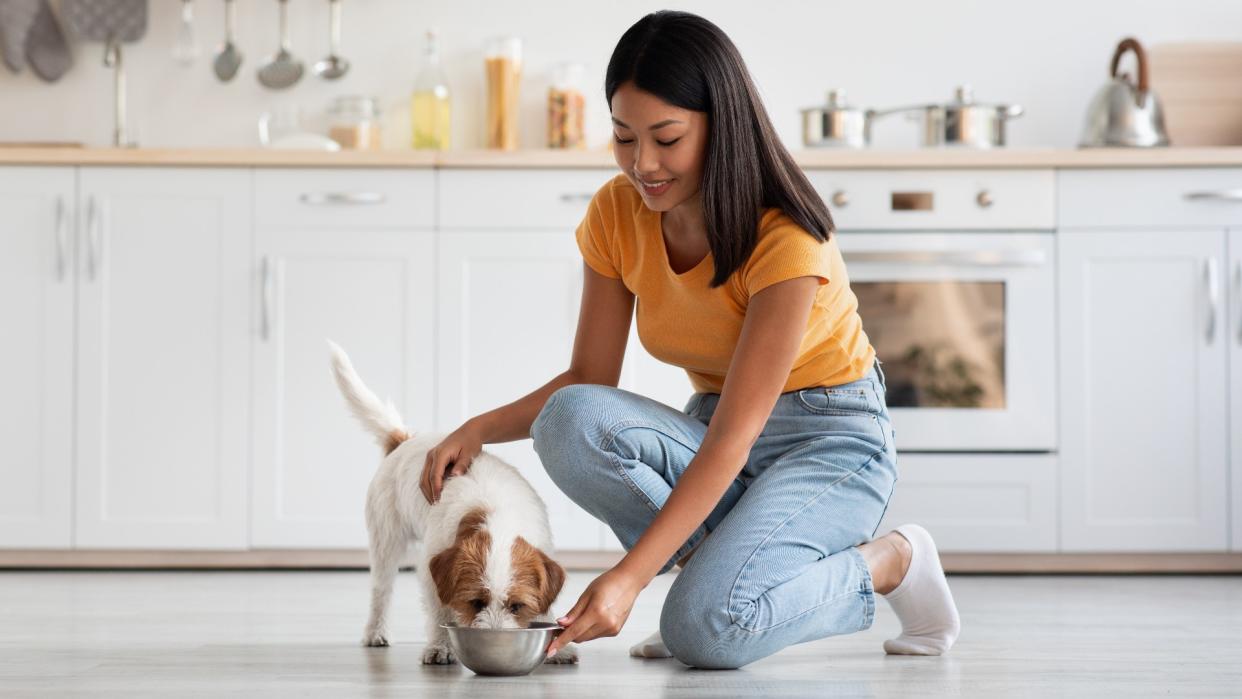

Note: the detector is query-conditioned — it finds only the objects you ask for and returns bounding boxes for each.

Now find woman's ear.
[428,545,459,605]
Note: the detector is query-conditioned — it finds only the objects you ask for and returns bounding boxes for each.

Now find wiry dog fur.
[327,340,577,665]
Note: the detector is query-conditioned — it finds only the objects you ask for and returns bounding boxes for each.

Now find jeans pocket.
[796,385,881,417]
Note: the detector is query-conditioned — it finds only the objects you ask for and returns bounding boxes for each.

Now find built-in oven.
[811,169,1057,453]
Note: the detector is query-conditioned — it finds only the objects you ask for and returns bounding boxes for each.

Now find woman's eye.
[613,135,635,144]
[470,599,486,611]
[508,603,524,615]
[657,138,681,147]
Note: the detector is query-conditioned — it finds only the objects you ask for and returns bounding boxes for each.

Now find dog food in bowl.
[441,622,562,676]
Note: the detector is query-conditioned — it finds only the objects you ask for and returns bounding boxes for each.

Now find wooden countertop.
[4,146,1242,169]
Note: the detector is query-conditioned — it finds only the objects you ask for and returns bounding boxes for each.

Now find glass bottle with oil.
[411,30,451,150]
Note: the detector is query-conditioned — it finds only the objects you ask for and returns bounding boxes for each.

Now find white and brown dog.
[327,341,577,665]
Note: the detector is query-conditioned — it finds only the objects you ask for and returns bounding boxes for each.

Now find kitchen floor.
[1,570,1239,697]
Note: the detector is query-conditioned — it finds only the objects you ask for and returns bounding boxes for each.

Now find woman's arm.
[546,275,821,651]
[422,264,633,502]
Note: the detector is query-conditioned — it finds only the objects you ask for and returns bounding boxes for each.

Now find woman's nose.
[634,142,660,176]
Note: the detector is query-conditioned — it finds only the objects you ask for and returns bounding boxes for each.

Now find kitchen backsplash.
[0,0,1239,149]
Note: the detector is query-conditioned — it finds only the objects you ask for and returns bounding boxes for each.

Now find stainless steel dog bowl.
[441,622,562,676]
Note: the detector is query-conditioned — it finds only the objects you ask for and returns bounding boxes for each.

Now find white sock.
[880,523,961,656]
[628,630,672,658]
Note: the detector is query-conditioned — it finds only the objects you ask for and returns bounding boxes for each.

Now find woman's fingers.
[419,451,436,503]
[429,449,457,502]
[557,590,592,627]
[448,455,472,478]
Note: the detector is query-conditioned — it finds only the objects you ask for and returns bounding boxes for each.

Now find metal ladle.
[257,0,303,89]
[212,0,242,81]
[313,0,349,79]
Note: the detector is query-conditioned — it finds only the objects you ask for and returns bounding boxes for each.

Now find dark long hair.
[605,11,834,288]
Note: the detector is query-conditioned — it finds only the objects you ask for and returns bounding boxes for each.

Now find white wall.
[1,0,1240,150]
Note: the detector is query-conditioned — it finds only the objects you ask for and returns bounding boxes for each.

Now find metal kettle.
[1079,37,1170,147]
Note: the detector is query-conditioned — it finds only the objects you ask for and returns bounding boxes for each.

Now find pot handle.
[1109,37,1149,92]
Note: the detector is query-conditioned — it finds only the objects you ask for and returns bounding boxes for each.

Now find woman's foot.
[863,524,960,656]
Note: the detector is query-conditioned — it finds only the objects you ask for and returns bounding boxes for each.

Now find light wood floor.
[1,570,1239,697]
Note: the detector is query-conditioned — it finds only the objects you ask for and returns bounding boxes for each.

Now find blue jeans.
[530,361,898,669]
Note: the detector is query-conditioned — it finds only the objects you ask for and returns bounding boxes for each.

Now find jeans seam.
[725,446,888,632]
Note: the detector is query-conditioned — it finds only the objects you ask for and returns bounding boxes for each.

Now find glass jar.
[484,36,522,150]
[547,62,585,149]
[327,95,382,150]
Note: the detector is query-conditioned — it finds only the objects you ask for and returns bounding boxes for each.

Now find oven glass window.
[853,281,1005,408]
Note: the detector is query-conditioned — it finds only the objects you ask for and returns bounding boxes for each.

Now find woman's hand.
[545,564,647,658]
[420,421,484,504]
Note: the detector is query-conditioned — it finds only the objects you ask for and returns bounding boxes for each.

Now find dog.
[327,340,578,665]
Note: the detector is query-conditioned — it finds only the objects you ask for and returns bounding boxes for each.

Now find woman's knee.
[531,384,611,481]
[658,584,751,669]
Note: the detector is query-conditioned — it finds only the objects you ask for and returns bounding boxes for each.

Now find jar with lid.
[484,36,522,150]
[328,96,382,150]
[547,61,585,149]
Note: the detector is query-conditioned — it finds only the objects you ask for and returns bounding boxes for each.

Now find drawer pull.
[891,191,934,211]
[842,249,1046,267]
[830,190,849,208]
[1184,190,1242,202]
[558,192,594,204]
[299,192,387,205]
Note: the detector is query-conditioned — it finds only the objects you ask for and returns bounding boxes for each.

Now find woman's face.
[609,81,708,214]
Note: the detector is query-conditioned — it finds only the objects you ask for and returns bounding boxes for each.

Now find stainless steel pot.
[801,89,872,148]
[1079,37,1169,147]
[875,86,1023,148]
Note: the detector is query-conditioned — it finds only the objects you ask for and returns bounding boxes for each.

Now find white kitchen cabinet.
[74,168,252,549]
[1058,229,1229,551]
[0,167,74,548]
[878,454,1058,552]
[250,170,435,548]
[1232,230,1242,552]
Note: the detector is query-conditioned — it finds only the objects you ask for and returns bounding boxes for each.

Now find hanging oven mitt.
[25,0,71,82]
[0,0,39,72]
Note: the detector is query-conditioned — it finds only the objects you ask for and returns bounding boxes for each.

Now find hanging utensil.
[62,0,148,146]
[171,0,198,65]
[1079,37,1170,147]
[313,0,348,79]
[257,0,303,89]
[212,0,241,81]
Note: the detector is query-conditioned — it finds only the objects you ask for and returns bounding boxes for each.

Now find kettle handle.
[1109,37,1149,92]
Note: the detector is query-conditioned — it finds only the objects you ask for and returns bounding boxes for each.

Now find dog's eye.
[508,602,524,615]
[470,599,486,612]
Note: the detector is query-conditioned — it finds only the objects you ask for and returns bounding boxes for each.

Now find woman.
[421,11,960,669]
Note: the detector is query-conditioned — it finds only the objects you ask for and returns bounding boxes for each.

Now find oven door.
[838,231,1056,452]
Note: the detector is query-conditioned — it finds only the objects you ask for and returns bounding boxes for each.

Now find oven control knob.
[831,190,849,208]
[976,189,994,208]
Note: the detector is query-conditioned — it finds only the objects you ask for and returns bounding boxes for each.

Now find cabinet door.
[251,226,435,548]
[0,167,74,548]
[1231,230,1242,552]
[1059,229,1228,551]
[438,231,616,550]
[75,168,251,549]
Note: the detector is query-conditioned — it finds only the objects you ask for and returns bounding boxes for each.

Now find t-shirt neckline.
[656,210,712,279]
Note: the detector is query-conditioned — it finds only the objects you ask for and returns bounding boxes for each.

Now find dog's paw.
[421,642,456,665]
[545,643,579,664]
[362,627,390,647]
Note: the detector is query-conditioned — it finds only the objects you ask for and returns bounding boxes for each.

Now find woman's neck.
[661,190,708,245]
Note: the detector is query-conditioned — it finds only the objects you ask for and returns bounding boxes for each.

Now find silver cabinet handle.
[842,249,1046,267]
[298,192,387,205]
[54,196,67,282]
[261,256,275,341]
[1205,258,1219,344]
[1185,190,1242,202]
[85,196,101,282]
[976,190,994,208]
[1234,261,1242,346]
[830,190,849,208]
[559,193,594,204]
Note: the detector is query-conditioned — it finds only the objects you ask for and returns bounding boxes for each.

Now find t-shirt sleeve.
[574,184,623,279]
[741,223,832,297]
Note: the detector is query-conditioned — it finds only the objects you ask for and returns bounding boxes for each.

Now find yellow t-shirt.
[575,174,875,394]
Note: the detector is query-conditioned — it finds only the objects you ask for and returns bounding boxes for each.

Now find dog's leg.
[362,525,404,647]
[536,612,580,665]
[421,604,457,665]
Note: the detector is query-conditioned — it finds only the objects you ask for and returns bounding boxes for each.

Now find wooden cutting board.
[1149,42,1242,146]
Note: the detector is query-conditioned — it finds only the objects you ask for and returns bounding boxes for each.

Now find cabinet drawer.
[255,169,434,228]
[439,169,618,229]
[1059,168,1242,228]
[805,169,1055,230]
[878,453,1057,552]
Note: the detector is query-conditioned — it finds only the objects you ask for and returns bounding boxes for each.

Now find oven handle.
[841,249,1047,267]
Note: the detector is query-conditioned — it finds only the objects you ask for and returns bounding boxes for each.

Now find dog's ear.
[428,545,459,605]
[534,548,566,613]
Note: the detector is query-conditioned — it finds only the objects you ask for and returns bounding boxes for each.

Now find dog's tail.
[327,340,411,455]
